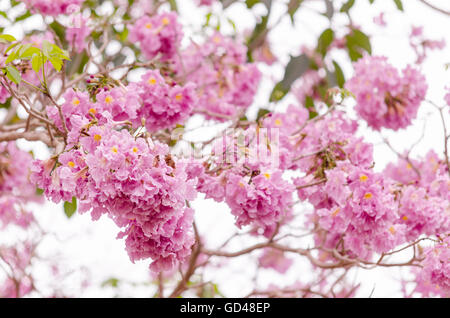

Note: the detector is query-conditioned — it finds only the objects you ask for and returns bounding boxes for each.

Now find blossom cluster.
[175,32,261,120]
[346,56,427,131]
[129,12,183,61]
[32,118,197,271]
[46,69,196,136]
[0,142,37,229]
[412,236,450,297]
[23,0,84,16]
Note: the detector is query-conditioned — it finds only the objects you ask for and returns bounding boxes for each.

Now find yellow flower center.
[148,77,157,85]
[263,173,271,179]
[359,174,368,182]
[94,134,102,142]
[105,96,113,104]
[162,17,170,26]
[72,98,80,106]
[132,147,138,153]
[175,93,183,101]
[331,208,340,217]
[213,36,221,44]
[363,192,373,199]
[238,182,245,188]
[274,119,282,126]
[406,163,412,170]
[402,216,408,221]
[111,146,118,153]
[145,22,153,29]
[389,226,396,234]
[68,161,75,168]
[89,108,97,114]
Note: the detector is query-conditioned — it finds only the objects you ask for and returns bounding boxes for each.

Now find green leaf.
[101,278,119,288]
[36,188,44,195]
[245,0,260,8]
[63,197,77,218]
[49,56,63,71]
[288,0,303,24]
[5,65,21,84]
[393,0,403,11]
[317,28,334,57]
[31,53,43,73]
[0,34,16,43]
[340,0,355,12]
[15,11,32,22]
[168,0,178,12]
[332,61,345,88]
[269,54,310,102]
[49,21,67,47]
[345,29,371,61]
[256,108,271,121]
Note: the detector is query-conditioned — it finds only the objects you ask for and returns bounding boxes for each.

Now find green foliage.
[340,0,355,13]
[0,33,70,85]
[332,61,345,88]
[317,28,334,57]
[102,278,120,288]
[269,54,310,102]
[345,29,371,61]
[393,0,404,11]
[63,197,77,219]
[287,0,303,24]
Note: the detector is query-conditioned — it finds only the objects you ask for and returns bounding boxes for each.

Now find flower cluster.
[258,248,293,274]
[0,142,37,229]
[47,70,195,136]
[32,115,197,272]
[23,0,84,16]
[132,70,196,132]
[175,32,261,120]
[412,236,450,297]
[129,12,183,61]
[346,56,427,130]
[66,14,91,53]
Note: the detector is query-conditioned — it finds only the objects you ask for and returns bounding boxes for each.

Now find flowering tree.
[0,0,449,298]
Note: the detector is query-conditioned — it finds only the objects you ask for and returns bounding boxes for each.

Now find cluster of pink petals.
[23,0,84,16]
[0,142,37,229]
[132,70,196,132]
[346,56,427,131]
[225,170,294,237]
[0,243,34,298]
[47,70,195,135]
[31,120,197,271]
[66,14,91,53]
[186,126,294,237]
[129,12,183,61]
[384,150,449,198]
[258,248,293,274]
[176,32,261,120]
[311,164,404,259]
[413,236,450,297]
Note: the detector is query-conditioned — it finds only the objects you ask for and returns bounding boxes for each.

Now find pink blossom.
[23,0,84,16]
[129,12,183,61]
[346,56,427,130]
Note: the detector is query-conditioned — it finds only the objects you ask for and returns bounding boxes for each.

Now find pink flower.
[129,12,183,61]
[176,32,261,120]
[346,56,427,130]
[23,0,84,16]
[413,236,450,297]
[258,248,293,274]
[66,14,91,53]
